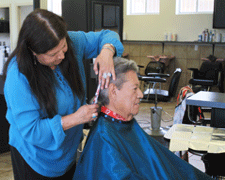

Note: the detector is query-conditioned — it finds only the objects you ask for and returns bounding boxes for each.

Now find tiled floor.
[0,151,13,180]
[0,101,208,179]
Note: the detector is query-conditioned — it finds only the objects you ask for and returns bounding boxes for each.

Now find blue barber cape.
[74,114,212,180]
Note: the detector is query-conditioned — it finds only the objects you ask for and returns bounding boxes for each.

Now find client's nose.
[137,88,143,99]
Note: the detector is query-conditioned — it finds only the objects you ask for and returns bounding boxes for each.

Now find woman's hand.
[75,104,99,123]
[93,46,116,89]
[61,104,99,130]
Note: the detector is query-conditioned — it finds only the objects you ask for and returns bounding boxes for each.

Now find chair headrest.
[168,68,182,98]
[174,68,182,73]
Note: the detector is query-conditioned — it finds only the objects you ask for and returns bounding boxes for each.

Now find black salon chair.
[145,61,165,74]
[138,61,166,100]
[188,59,224,126]
[188,60,224,93]
[142,68,182,102]
[140,68,182,136]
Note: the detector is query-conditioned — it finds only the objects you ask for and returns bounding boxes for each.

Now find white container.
[164,33,168,41]
[198,35,202,42]
[204,29,209,42]
[222,33,225,42]
[202,31,205,42]
[173,33,177,41]
[168,33,172,41]
[216,33,221,42]
[0,49,4,75]
[212,30,216,42]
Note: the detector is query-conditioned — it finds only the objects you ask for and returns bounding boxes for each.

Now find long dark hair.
[3,9,84,118]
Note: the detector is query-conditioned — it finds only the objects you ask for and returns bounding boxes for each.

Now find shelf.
[123,40,225,45]
[123,40,225,55]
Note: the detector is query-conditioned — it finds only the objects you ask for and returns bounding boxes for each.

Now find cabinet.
[0,8,10,33]
[62,0,123,40]
[0,20,9,33]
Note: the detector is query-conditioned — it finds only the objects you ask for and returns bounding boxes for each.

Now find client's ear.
[108,83,117,100]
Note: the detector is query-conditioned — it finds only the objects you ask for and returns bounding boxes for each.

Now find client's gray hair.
[98,57,138,105]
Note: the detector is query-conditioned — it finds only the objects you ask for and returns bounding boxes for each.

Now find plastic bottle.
[209,30,212,42]
[198,35,202,42]
[164,33,168,41]
[212,30,216,42]
[202,30,205,42]
[205,29,209,42]
[0,41,3,50]
[168,32,172,41]
[216,32,221,42]
[222,33,225,42]
[0,48,4,75]
[173,33,177,41]
[4,46,8,64]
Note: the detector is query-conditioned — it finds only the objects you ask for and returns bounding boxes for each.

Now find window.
[48,0,62,16]
[127,0,160,15]
[176,0,214,14]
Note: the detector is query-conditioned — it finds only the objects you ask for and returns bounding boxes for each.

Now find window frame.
[48,0,62,16]
[127,0,160,15]
[176,0,214,15]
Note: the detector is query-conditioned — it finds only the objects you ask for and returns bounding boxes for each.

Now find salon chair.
[138,61,166,101]
[142,68,182,102]
[139,55,175,96]
[188,60,224,93]
[141,68,182,136]
[188,59,224,126]
[144,61,165,74]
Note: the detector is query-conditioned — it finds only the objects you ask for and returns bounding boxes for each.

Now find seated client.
[73,57,211,180]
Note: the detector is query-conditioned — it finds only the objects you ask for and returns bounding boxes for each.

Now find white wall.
[123,0,225,41]
[2,0,225,49]
[40,0,47,10]
[19,5,33,29]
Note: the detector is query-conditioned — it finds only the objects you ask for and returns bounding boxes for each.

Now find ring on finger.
[107,73,112,77]
[103,73,107,79]
[92,114,97,119]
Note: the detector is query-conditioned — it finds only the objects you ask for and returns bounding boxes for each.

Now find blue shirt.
[4,30,124,177]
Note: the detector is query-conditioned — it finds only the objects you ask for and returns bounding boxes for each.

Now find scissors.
[92,63,101,104]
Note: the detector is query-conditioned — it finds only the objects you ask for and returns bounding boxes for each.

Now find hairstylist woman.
[3,9,123,180]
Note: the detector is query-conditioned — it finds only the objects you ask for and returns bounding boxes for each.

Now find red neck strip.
[101,106,127,121]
